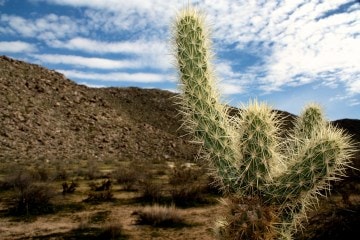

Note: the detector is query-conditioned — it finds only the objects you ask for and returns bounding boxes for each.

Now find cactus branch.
[173,8,239,191]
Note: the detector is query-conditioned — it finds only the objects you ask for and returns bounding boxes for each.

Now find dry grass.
[133,204,185,227]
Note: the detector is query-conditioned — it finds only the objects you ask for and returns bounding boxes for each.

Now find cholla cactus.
[172,6,356,240]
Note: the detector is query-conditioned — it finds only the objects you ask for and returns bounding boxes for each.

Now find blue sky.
[0,0,359,120]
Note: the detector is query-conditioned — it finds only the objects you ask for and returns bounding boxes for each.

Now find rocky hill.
[1,55,359,178]
[0,55,198,164]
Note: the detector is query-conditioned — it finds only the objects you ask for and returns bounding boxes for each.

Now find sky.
[0,0,359,120]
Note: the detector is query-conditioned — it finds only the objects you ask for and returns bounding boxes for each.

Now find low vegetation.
[133,204,185,227]
[0,157,222,239]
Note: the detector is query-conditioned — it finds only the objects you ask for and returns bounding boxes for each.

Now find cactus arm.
[235,100,284,195]
[267,125,355,236]
[173,8,239,192]
[293,103,325,140]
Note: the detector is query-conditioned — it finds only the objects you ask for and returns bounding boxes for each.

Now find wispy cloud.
[48,38,171,70]
[0,14,87,41]
[218,82,244,95]
[199,0,360,97]
[348,79,360,95]
[37,0,359,99]
[0,41,37,53]
[51,37,166,55]
[32,54,143,69]
[78,82,106,88]
[36,0,182,36]
[57,69,172,83]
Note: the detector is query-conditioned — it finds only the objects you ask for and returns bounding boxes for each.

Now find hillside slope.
[0,55,359,176]
[0,55,197,164]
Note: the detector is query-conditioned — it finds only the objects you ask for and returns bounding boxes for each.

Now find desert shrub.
[99,221,127,240]
[85,161,101,180]
[84,180,113,202]
[170,183,208,207]
[4,169,56,216]
[5,168,34,190]
[137,180,162,203]
[113,168,139,191]
[89,179,112,191]
[168,164,208,206]
[10,182,55,215]
[36,167,51,181]
[168,163,203,185]
[62,181,78,194]
[84,190,113,203]
[133,204,185,227]
[54,166,68,180]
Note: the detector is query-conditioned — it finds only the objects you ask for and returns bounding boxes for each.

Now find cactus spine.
[172,6,356,240]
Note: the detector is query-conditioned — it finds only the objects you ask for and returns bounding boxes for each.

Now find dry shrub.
[62,181,78,194]
[99,221,126,240]
[84,190,113,203]
[4,169,55,215]
[138,180,162,203]
[11,183,55,215]
[54,166,68,180]
[89,179,112,191]
[78,160,101,180]
[85,180,113,202]
[133,204,185,227]
[168,163,203,185]
[5,168,36,190]
[170,183,207,207]
[169,164,208,206]
[35,167,51,181]
[113,168,139,191]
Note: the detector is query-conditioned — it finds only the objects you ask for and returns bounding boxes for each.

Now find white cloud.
[39,0,183,32]
[0,14,86,40]
[52,37,164,55]
[57,69,172,83]
[348,79,360,95]
[215,61,247,95]
[32,54,143,69]
[0,41,37,53]
[50,38,172,70]
[79,82,106,88]
[196,0,360,99]
[219,82,244,95]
